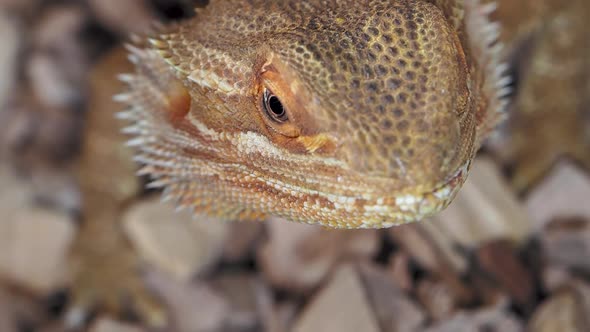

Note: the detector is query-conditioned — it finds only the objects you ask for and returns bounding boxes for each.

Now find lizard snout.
[336,106,465,189]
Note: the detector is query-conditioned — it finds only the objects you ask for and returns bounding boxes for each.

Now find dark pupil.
[268,95,285,117]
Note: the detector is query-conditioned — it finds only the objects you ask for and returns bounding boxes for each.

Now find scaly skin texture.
[118,0,508,228]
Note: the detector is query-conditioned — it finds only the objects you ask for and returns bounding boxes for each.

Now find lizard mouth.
[351,159,471,228]
[428,159,470,202]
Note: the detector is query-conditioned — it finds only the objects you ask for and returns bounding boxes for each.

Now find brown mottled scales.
[117,0,508,228]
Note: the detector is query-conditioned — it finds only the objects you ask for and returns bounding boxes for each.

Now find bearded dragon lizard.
[116,0,509,228]
[70,0,511,325]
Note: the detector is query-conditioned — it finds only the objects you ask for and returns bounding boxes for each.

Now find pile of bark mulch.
[0,1,589,331]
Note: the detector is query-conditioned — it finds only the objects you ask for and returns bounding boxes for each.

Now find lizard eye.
[263,89,289,123]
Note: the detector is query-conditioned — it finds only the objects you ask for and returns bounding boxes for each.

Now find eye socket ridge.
[263,88,289,123]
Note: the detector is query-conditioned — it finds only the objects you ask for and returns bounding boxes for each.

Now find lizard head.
[120,0,506,228]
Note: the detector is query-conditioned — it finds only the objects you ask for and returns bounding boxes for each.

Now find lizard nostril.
[263,89,289,123]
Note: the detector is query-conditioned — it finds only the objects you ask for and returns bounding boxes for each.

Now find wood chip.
[258,218,378,292]
[0,0,42,13]
[292,264,380,332]
[541,217,590,273]
[0,289,18,332]
[123,196,229,281]
[37,323,71,332]
[29,167,80,214]
[0,169,74,293]
[28,52,82,109]
[144,270,229,332]
[394,222,468,275]
[542,265,573,293]
[389,224,473,303]
[210,273,261,331]
[259,293,297,332]
[0,287,46,332]
[417,278,457,322]
[358,263,425,332]
[476,239,535,310]
[0,165,33,209]
[221,221,263,263]
[526,161,590,230]
[89,318,144,332]
[389,252,413,292]
[0,206,74,293]
[424,300,523,332]
[32,5,89,105]
[575,281,590,321]
[0,11,20,109]
[468,272,508,308]
[529,285,590,332]
[87,0,155,34]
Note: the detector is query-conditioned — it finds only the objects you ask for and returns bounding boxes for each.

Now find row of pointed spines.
[465,0,512,146]
[109,10,264,221]
[116,40,230,171]
[115,40,187,186]
[116,88,205,217]
[114,65,248,220]
[138,159,267,221]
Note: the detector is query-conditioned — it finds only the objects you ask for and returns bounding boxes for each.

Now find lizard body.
[66,0,589,325]
[117,0,508,228]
